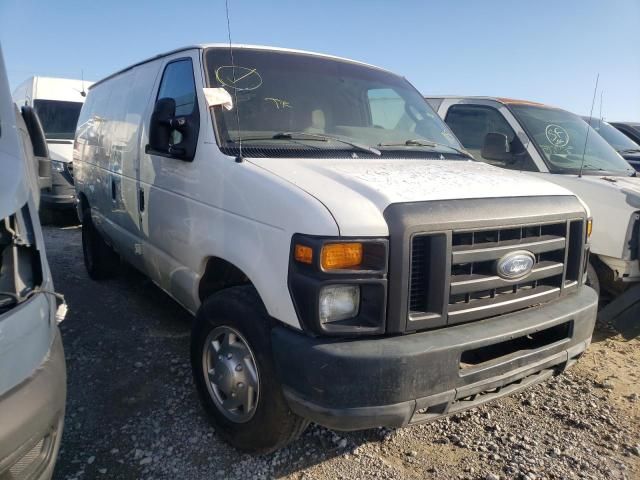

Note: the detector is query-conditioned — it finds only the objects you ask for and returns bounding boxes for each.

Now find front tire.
[81,209,119,280]
[191,286,308,453]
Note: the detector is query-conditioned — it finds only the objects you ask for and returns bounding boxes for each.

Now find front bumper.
[41,167,75,210]
[0,329,66,480]
[272,286,598,431]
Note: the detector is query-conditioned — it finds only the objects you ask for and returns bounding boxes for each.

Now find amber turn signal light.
[586,218,593,238]
[294,244,313,264]
[321,243,363,270]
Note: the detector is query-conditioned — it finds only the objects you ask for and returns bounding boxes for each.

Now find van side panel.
[99,60,163,272]
[74,79,113,222]
[119,62,160,236]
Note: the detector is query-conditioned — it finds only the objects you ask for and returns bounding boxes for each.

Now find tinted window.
[511,105,634,176]
[157,59,197,116]
[584,118,640,152]
[445,104,536,170]
[612,123,640,145]
[204,48,462,159]
[33,99,82,140]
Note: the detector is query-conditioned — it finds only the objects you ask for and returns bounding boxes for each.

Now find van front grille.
[409,219,584,326]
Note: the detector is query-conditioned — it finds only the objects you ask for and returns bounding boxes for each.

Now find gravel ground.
[44,222,640,480]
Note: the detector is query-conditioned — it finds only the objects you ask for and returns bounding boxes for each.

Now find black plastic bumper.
[272,286,598,431]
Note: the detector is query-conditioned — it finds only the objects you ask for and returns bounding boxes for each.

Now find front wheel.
[191,286,308,453]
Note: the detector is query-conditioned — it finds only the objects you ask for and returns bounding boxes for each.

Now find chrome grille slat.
[450,261,564,295]
[452,236,566,263]
[448,286,561,324]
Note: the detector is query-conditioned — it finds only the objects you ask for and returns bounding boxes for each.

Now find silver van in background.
[0,44,66,480]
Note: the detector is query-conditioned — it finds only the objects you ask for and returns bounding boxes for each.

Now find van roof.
[13,76,93,103]
[91,44,396,89]
[425,95,560,110]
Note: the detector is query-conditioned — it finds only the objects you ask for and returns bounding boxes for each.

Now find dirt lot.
[44,222,640,480]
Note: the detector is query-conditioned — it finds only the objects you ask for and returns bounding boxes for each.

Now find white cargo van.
[0,46,66,479]
[427,96,640,297]
[74,45,597,453]
[13,76,93,213]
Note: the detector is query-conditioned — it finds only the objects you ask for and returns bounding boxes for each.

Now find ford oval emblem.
[496,250,536,280]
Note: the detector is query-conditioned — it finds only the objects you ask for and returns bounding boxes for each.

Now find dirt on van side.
[44,222,640,480]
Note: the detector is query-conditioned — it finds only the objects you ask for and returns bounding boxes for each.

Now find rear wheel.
[191,286,308,453]
[81,208,119,280]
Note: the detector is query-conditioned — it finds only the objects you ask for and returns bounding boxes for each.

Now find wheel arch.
[77,191,89,221]
[198,256,255,303]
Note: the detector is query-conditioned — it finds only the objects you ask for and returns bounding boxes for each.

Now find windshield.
[33,99,82,140]
[204,48,462,158]
[510,104,634,175]
[584,117,640,152]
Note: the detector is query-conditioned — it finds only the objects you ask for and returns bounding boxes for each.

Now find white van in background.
[426,96,640,299]
[74,45,597,453]
[0,47,66,479]
[13,76,93,215]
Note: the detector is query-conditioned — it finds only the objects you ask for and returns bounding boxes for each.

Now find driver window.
[445,104,536,171]
[367,88,413,131]
[157,59,197,145]
[157,59,197,116]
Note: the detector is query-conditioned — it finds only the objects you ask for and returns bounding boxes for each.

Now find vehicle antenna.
[598,90,604,129]
[225,0,243,163]
[579,73,599,178]
[80,69,86,97]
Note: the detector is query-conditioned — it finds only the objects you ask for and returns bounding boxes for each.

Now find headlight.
[288,235,388,336]
[319,285,360,323]
[51,160,65,172]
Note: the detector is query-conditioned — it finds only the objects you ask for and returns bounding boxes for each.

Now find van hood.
[48,141,73,163]
[529,173,640,258]
[539,173,640,203]
[249,157,575,236]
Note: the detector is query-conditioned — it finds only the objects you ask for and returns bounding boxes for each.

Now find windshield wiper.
[233,132,381,156]
[621,148,640,154]
[378,139,473,159]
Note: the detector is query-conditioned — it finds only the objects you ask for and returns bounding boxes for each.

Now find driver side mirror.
[146,97,197,161]
[20,105,52,190]
[481,132,511,162]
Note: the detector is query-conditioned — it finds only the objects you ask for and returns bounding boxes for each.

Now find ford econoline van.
[427,96,640,299]
[0,45,66,480]
[74,45,597,452]
[13,76,93,216]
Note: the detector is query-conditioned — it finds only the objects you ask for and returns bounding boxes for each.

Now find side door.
[110,62,161,239]
[138,54,202,293]
[440,102,542,172]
